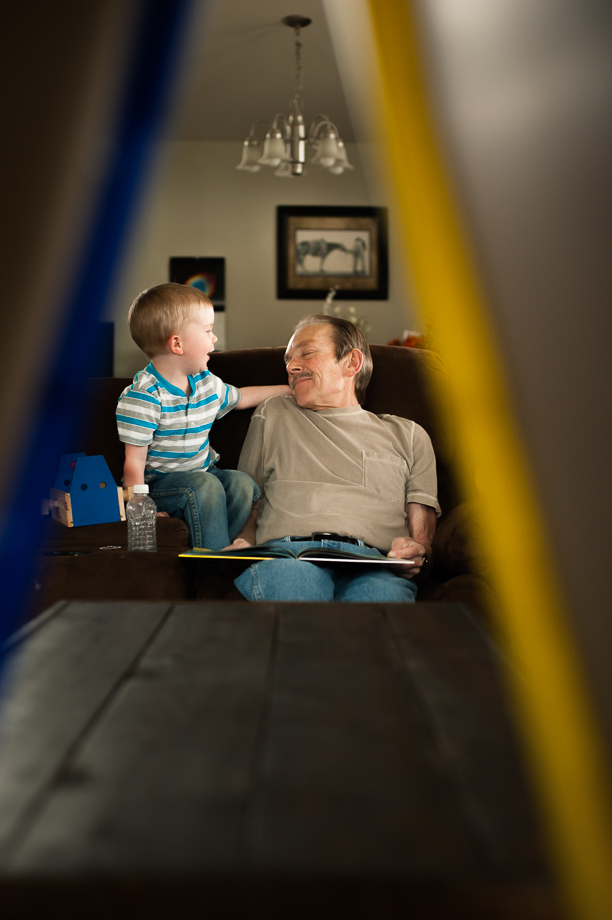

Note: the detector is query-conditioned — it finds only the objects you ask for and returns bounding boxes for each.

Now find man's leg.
[235,558,336,602]
[334,567,418,603]
[320,541,418,602]
[207,467,260,542]
[234,539,418,603]
[147,469,231,549]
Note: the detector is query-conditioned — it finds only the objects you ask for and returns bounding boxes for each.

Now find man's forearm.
[387,503,437,579]
[406,502,436,551]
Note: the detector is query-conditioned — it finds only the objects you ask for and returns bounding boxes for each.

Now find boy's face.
[179,304,217,373]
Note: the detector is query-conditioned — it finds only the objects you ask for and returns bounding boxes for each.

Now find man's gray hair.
[294,314,373,405]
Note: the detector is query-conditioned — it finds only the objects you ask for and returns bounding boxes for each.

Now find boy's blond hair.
[128,283,212,358]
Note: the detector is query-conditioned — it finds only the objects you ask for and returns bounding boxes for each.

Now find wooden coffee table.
[0,601,558,918]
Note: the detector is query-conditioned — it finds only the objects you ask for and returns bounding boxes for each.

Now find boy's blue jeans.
[234,538,418,603]
[145,466,259,550]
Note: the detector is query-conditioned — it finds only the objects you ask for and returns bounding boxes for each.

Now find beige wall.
[109,140,415,377]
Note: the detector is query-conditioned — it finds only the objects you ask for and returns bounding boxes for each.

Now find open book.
[179,544,415,565]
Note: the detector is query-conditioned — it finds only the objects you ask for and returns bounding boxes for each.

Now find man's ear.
[167,333,183,356]
[345,348,364,378]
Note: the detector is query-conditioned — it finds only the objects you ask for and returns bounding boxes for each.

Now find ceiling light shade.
[327,139,355,173]
[311,130,340,168]
[236,136,262,172]
[334,139,354,169]
[258,128,288,167]
[237,16,350,178]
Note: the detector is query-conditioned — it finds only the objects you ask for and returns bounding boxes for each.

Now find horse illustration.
[295,238,349,273]
[351,237,367,275]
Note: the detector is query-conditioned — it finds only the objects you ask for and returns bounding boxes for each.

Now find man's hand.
[220,538,252,551]
[219,508,258,551]
[387,538,429,579]
[387,503,436,579]
[222,506,258,551]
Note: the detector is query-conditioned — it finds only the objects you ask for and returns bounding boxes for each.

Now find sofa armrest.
[37,516,190,553]
[432,502,480,579]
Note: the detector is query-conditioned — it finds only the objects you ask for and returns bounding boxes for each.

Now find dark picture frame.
[277,206,388,300]
[169,257,225,306]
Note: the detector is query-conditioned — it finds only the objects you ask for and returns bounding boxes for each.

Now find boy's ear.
[167,333,183,355]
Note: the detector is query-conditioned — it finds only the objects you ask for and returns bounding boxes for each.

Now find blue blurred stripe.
[0,0,198,655]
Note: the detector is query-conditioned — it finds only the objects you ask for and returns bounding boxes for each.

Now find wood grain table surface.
[0,600,560,919]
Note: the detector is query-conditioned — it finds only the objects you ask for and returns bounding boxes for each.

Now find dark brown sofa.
[31,345,495,619]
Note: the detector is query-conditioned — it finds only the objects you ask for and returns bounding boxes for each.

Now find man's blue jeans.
[234,538,419,603]
[145,466,259,550]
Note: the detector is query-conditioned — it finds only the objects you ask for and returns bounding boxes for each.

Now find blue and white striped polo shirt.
[116,363,241,473]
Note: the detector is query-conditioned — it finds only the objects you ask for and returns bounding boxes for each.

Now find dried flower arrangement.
[322,286,372,338]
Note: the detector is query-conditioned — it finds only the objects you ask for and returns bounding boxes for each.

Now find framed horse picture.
[277,206,388,300]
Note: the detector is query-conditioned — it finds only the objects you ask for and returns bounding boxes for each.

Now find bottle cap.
[132,484,149,494]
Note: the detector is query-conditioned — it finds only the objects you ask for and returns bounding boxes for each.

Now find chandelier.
[236,15,354,178]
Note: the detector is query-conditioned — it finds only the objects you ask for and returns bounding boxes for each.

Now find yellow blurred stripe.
[367,0,612,916]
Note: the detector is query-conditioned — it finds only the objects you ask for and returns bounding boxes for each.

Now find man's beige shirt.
[237,395,441,552]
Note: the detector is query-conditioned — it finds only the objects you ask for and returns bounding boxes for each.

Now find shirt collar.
[311,405,364,417]
[147,362,196,397]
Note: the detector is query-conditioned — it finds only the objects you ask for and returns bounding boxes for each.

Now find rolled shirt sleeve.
[405,424,441,515]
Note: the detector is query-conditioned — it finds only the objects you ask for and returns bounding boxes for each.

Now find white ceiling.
[166,0,357,143]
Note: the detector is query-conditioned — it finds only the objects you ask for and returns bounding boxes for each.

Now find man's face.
[284,324,358,410]
[179,304,217,373]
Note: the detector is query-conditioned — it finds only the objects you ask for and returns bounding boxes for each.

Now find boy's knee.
[220,469,260,502]
[237,473,259,501]
[194,472,226,497]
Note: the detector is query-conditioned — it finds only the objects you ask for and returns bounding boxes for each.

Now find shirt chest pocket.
[362,450,407,504]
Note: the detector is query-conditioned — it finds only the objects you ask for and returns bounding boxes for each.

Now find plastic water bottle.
[126,484,157,552]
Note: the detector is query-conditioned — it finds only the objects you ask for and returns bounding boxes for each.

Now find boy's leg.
[207,468,260,542]
[147,469,231,549]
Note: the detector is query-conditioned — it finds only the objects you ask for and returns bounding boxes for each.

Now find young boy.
[116,283,289,549]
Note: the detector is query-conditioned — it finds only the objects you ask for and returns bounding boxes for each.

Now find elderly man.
[230,314,440,602]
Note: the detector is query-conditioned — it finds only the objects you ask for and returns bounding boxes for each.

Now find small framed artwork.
[169,257,226,349]
[277,206,388,300]
[169,257,225,305]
